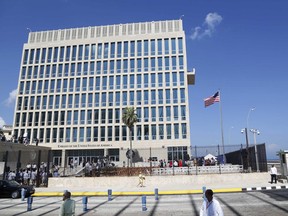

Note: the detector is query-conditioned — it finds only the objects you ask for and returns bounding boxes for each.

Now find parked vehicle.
[0,180,35,199]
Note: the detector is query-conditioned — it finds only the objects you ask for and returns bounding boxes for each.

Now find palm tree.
[122,107,138,167]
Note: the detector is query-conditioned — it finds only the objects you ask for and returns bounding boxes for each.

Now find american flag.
[204,91,220,107]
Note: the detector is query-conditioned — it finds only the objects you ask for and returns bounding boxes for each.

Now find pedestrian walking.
[270,165,277,184]
[137,171,145,187]
[200,189,223,216]
[60,191,76,216]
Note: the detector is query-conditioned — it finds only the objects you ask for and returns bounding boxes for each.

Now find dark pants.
[271,174,277,183]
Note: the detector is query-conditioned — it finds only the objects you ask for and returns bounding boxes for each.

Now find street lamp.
[250,129,260,172]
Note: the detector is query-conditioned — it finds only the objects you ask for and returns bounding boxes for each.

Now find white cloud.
[4,89,17,106]
[0,116,5,128]
[190,12,223,40]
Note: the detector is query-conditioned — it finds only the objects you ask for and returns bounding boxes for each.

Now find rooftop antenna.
[26,28,32,32]
[180,15,184,20]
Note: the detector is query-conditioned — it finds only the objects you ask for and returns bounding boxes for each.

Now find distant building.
[12,20,195,167]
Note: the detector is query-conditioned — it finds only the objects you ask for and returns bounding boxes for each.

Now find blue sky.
[0,0,287,159]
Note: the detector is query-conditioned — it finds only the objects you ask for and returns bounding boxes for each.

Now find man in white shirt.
[60,191,75,216]
[270,165,277,184]
[200,189,224,216]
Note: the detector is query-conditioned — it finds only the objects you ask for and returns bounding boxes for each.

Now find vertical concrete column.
[104,148,108,158]
[61,149,66,168]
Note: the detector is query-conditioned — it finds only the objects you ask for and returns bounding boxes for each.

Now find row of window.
[15,105,187,127]
[14,123,187,144]
[23,38,184,64]
[17,88,186,111]
[21,56,184,79]
[19,72,185,95]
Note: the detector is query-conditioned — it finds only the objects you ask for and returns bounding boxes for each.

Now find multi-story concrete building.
[13,19,195,167]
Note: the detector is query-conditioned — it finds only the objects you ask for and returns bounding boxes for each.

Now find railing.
[152,164,243,175]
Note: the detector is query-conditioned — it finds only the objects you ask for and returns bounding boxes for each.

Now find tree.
[122,107,138,167]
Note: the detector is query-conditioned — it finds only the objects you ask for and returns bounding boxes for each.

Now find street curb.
[242,185,288,192]
[33,185,288,197]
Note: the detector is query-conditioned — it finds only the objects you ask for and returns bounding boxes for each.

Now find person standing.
[270,165,277,184]
[200,189,223,216]
[60,191,76,216]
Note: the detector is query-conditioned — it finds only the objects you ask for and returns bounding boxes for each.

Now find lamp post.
[250,129,260,172]
[246,107,255,171]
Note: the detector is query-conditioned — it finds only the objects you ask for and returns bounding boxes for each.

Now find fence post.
[82,196,88,212]
[142,195,147,211]
[154,188,159,201]
[108,189,112,201]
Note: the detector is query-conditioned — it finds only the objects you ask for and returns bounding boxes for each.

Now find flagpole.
[218,90,225,164]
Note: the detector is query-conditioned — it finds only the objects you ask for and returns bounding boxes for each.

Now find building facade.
[13,20,195,167]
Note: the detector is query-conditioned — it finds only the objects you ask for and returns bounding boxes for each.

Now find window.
[93,127,98,141]
[84,44,89,60]
[110,42,115,58]
[61,95,67,108]
[94,110,99,124]
[166,124,171,139]
[73,110,79,124]
[166,89,171,104]
[137,40,142,56]
[173,106,178,120]
[166,106,171,121]
[144,125,149,140]
[94,93,99,106]
[174,123,179,139]
[164,38,169,54]
[137,125,141,140]
[80,110,85,124]
[152,125,156,140]
[178,38,183,54]
[73,127,78,142]
[78,45,83,60]
[101,109,106,123]
[130,41,135,57]
[87,110,92,124]
[151,107,156,122]
[173,89,178,103]
[151,39,155,55]
[130,74,134,88]
[101,126,105,141]
[159,124,164,139]
[124,41,128,57]
[157,39,162,55]
[117,42,122,58]
[65,46,70,61]
[182,123,187,139]
[144,107,149,122]
[159,106,164,121]
[86,127,91,142]
[129,91,134,105]
[72,45,77,60]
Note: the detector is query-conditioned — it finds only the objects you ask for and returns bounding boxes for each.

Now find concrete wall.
[48,172,270,190]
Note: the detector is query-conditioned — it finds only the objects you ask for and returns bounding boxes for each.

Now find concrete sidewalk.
[33,172,288,196]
